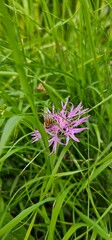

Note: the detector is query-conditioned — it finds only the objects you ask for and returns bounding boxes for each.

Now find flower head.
[32,98,89,152]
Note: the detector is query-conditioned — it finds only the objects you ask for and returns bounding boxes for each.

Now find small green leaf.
[0,116,23,156]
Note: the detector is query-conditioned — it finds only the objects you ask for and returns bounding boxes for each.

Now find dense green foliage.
[0,0,112,239]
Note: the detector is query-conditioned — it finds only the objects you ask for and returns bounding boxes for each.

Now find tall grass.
[0,0,112,239]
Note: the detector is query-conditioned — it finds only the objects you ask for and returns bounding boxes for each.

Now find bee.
[44,114,54,128]
[36,83,47,94]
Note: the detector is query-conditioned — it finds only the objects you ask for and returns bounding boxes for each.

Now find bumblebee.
[44,114,54,128]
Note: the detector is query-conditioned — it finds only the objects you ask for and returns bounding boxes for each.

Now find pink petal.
[72,115,89,126]
[68,102,82,118]
[31,130,42,143]
[70,133,80,142]
[66,135,70,145]
[61,97,69,110]
[48,134,63,152]
[73,127,88,134]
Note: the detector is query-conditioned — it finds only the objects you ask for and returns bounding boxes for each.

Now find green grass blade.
[0,198,54,237]
[62,223,86,240]
[0,0,49,152]
[80,0,100,81]
[47,184,74,240]
[0,116,23,157]
[24,211,37,240]
[75,208,111,240]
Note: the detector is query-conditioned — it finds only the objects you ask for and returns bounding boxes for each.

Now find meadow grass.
[0,0,112,239]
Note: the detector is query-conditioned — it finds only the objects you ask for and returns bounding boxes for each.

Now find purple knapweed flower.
[32,98,89,152]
